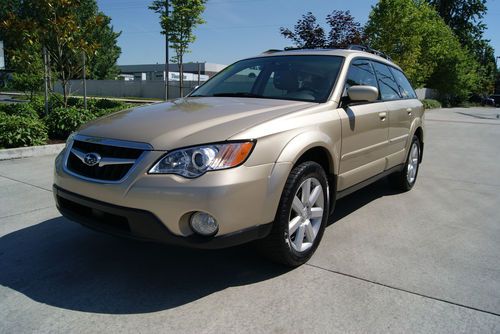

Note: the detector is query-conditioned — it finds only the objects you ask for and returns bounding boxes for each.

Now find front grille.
[67,140,143,181]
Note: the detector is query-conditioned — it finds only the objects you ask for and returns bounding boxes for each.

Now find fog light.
[190,212,218,236]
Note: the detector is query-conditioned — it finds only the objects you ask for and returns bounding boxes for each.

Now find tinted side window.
[345,59,378,91]
[372,62,401,100]
[391,68,417,99]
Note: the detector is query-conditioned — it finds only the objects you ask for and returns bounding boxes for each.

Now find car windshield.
[190,55,344,103]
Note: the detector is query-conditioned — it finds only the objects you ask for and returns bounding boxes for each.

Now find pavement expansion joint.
[423,175,500,188]
[426,119,500,126]
[305,263,500,318]
[0,174,52,193]
[0,205,54,220]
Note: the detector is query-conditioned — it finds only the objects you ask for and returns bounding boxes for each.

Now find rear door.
[337,59,389,191]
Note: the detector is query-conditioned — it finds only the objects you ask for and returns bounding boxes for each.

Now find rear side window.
[372,62,401,101]
[391,68,417,99]
[344,59,378,91]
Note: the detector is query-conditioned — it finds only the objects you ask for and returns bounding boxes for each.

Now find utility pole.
[164,0,169,101]
[43,46,49,116]
[82,52,87,110]
[197,62,201,86]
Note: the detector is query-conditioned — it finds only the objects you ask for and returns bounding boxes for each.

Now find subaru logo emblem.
[83,152,101,167]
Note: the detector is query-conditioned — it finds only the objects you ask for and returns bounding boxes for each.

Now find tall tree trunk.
[179,55,184,97]
[47,53,53,91]
[62,79,69,107]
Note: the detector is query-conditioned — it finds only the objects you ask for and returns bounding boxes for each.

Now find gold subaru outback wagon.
[54,47,424,267]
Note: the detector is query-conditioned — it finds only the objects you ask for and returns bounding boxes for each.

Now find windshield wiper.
[212,92,263,98]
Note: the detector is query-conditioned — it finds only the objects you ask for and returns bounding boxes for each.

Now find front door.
[338,59,389,191]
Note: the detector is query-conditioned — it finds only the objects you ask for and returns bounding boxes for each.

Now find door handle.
[378,112,387,121]
[406,108,412,116]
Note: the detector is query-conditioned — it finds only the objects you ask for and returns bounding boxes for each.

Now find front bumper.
[54,147,292,244]
[54,185,272,249]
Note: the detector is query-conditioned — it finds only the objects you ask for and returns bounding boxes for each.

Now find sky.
[96,0,500,66]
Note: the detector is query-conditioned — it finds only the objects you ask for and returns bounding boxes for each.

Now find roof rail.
[261,45,393,61]
[347,45,392,61]
[261,47,330,54]
[283,46,336,51]
[261,49,283,54]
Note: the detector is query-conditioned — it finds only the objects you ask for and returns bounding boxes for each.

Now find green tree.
[87,18,122,80]
[77,0,122,80]
[365,0,480,103]
[426,0,496,94]
[150,0,207,97]
[1,0,121,103]
[426,0,486,47]
[0,0,44,97]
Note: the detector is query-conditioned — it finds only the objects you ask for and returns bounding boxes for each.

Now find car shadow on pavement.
[0,178,399,315]
[0,218,290,314]
[329,177,401,225]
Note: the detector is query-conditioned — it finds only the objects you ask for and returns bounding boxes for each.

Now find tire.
[389,135,421,191]
[258,161,330,267]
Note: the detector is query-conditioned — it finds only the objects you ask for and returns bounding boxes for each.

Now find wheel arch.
[275,132,338,214]
[413,126,424,163]
[275,132,337,175]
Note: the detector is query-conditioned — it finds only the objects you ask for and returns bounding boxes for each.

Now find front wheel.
[389,135,421,191]
[258,161,329,267]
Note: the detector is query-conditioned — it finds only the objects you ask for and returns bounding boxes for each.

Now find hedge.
[0,96,133,148]
[0,103,38,119]
[422,99,442,110]
[0,113,48,148]
[45,106,95,139]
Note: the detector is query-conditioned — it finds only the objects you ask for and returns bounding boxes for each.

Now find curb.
[0,144,65,161]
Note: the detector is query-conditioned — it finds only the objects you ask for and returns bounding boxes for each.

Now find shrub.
[95,98,124,110]
[29,95,46,116]
[29,94,66,117]
[456,101,481,108]
[92,104,130,118]
[68,97,99,111]
[0,114,48,148]
[45,107,95,139]
[66,96,80,107]
[0,103,38,119]
[422,99,441,110]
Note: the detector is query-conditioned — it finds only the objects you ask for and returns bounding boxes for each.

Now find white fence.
[55,80,203,100]
[55,80,439,102]
[415,88,438,100]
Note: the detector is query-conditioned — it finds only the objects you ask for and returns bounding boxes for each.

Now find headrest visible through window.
[273,70,299,91]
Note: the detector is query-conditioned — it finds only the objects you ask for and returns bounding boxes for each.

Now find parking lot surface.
[1,107,499,333]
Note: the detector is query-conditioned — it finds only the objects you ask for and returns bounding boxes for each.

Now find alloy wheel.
[288,177,324,252]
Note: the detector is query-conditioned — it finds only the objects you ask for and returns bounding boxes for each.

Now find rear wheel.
[389,135,420,191]
[258,161,329,267]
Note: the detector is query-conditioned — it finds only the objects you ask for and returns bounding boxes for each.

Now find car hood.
[78,97,315,150]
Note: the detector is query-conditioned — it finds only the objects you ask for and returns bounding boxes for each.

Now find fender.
[406,118,424,160]
[271,131,339,216]
[275,131,339,175]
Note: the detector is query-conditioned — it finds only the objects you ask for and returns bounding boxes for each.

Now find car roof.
[252,48,402,71]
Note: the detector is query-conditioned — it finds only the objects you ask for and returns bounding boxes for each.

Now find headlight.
[65,132,77,148]
[149,141,255,178]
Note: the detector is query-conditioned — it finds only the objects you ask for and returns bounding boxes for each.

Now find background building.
[118,62,226,81]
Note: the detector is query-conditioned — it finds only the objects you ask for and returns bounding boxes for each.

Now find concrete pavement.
[0,107,499,333]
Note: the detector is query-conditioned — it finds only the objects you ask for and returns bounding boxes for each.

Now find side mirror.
[347,85,379,102]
